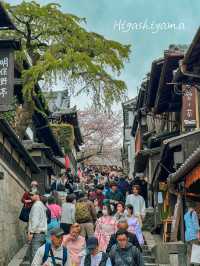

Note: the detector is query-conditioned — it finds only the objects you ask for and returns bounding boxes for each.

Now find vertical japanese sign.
[182,85,196,128]
[0,50,14,111]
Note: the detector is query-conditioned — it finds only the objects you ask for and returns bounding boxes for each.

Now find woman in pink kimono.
[126,204,144,245]
[95,204,117,251]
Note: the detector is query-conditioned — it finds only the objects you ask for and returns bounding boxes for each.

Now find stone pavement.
[8,244,28,266]
[8,231,175,266]
[143,231,170,266]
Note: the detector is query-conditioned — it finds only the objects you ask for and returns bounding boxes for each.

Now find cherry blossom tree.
[78,106,122,164]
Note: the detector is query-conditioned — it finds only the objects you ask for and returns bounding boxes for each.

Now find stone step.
[142,245,154,251]
[8,245,29,266]
[144,264,158,266]
[20,262,30,266]
[144,255,156,263]
[143,249,152,256]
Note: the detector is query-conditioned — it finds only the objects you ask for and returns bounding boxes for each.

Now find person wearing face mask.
[114,202,126,221]
[94,204,117,252]
[62,223,86,266]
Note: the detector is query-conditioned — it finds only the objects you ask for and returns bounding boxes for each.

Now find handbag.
[191,244,200,264]
[19,206,31,222]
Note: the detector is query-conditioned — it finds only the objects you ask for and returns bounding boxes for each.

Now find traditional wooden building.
[0,120,40,265]
[50,107,83,173]
[157,27,200,243]
[122,98,137,176]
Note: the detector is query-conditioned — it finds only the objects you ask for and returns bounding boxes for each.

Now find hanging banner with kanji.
[182,85,196,128]
[0,49,14,111]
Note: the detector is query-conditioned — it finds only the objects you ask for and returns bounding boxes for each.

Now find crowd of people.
[20,167,148,266]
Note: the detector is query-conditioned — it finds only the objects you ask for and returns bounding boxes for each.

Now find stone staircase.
[143,244,158,266]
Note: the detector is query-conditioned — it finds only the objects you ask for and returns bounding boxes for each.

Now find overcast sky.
[8,0,200,108]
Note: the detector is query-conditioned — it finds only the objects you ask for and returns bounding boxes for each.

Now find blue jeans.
[30,233,46,263]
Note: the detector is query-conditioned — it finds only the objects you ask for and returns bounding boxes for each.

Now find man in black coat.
[106,218,142,253]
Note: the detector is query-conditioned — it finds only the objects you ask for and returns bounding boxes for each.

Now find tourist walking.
[63,223,86,266]
[109,229,144,266]
[32,227,71,266]
[46,196,61,242]
[125,185,146,226]
[60,194,76,234]
[125,204,144,245]
[80,237,112,266]
[28,190,47,263]
[95,184,105,210]
[114,202,126,221]
[20,180,39,222]
[95,204,117,251]
[106,182,124,211]
[106,218,141,253]
[117,175,130,198]
[51,173,68,192]
[75,192,97,238]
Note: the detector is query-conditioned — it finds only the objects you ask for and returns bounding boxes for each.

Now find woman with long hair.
[126,204,144,245]
[94,204,117,251]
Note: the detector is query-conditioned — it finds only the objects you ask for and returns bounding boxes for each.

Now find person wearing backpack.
[80,237,112,266]
[46,196,61,243]
[75,192,97,238]
[31,228,71,266]
[109,229,144,266]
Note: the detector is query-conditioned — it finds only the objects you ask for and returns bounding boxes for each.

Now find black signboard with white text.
[0,49,14,111]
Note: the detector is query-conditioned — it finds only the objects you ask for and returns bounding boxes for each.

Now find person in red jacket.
[22,181,38,208]
[95,185,105,210]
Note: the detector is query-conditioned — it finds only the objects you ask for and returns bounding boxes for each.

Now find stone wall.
[0,158,28,266]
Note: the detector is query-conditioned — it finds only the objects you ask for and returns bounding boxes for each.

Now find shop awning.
[173,27,200,84]
[134,147,161,173]
[185,164,200,189]
[148,130,179,149]
[168,145,200,185]
[152,129,200,189]
[154,52,183,114]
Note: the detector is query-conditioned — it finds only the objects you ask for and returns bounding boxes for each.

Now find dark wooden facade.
[0,119,39,186]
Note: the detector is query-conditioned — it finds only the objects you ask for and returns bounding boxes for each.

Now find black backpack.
[84,252,108,266]
[46,207,51,224]
[42,242,68,266]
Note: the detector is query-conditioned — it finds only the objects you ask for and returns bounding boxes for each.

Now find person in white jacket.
[125,185,146,226]
[32,228,71,266]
